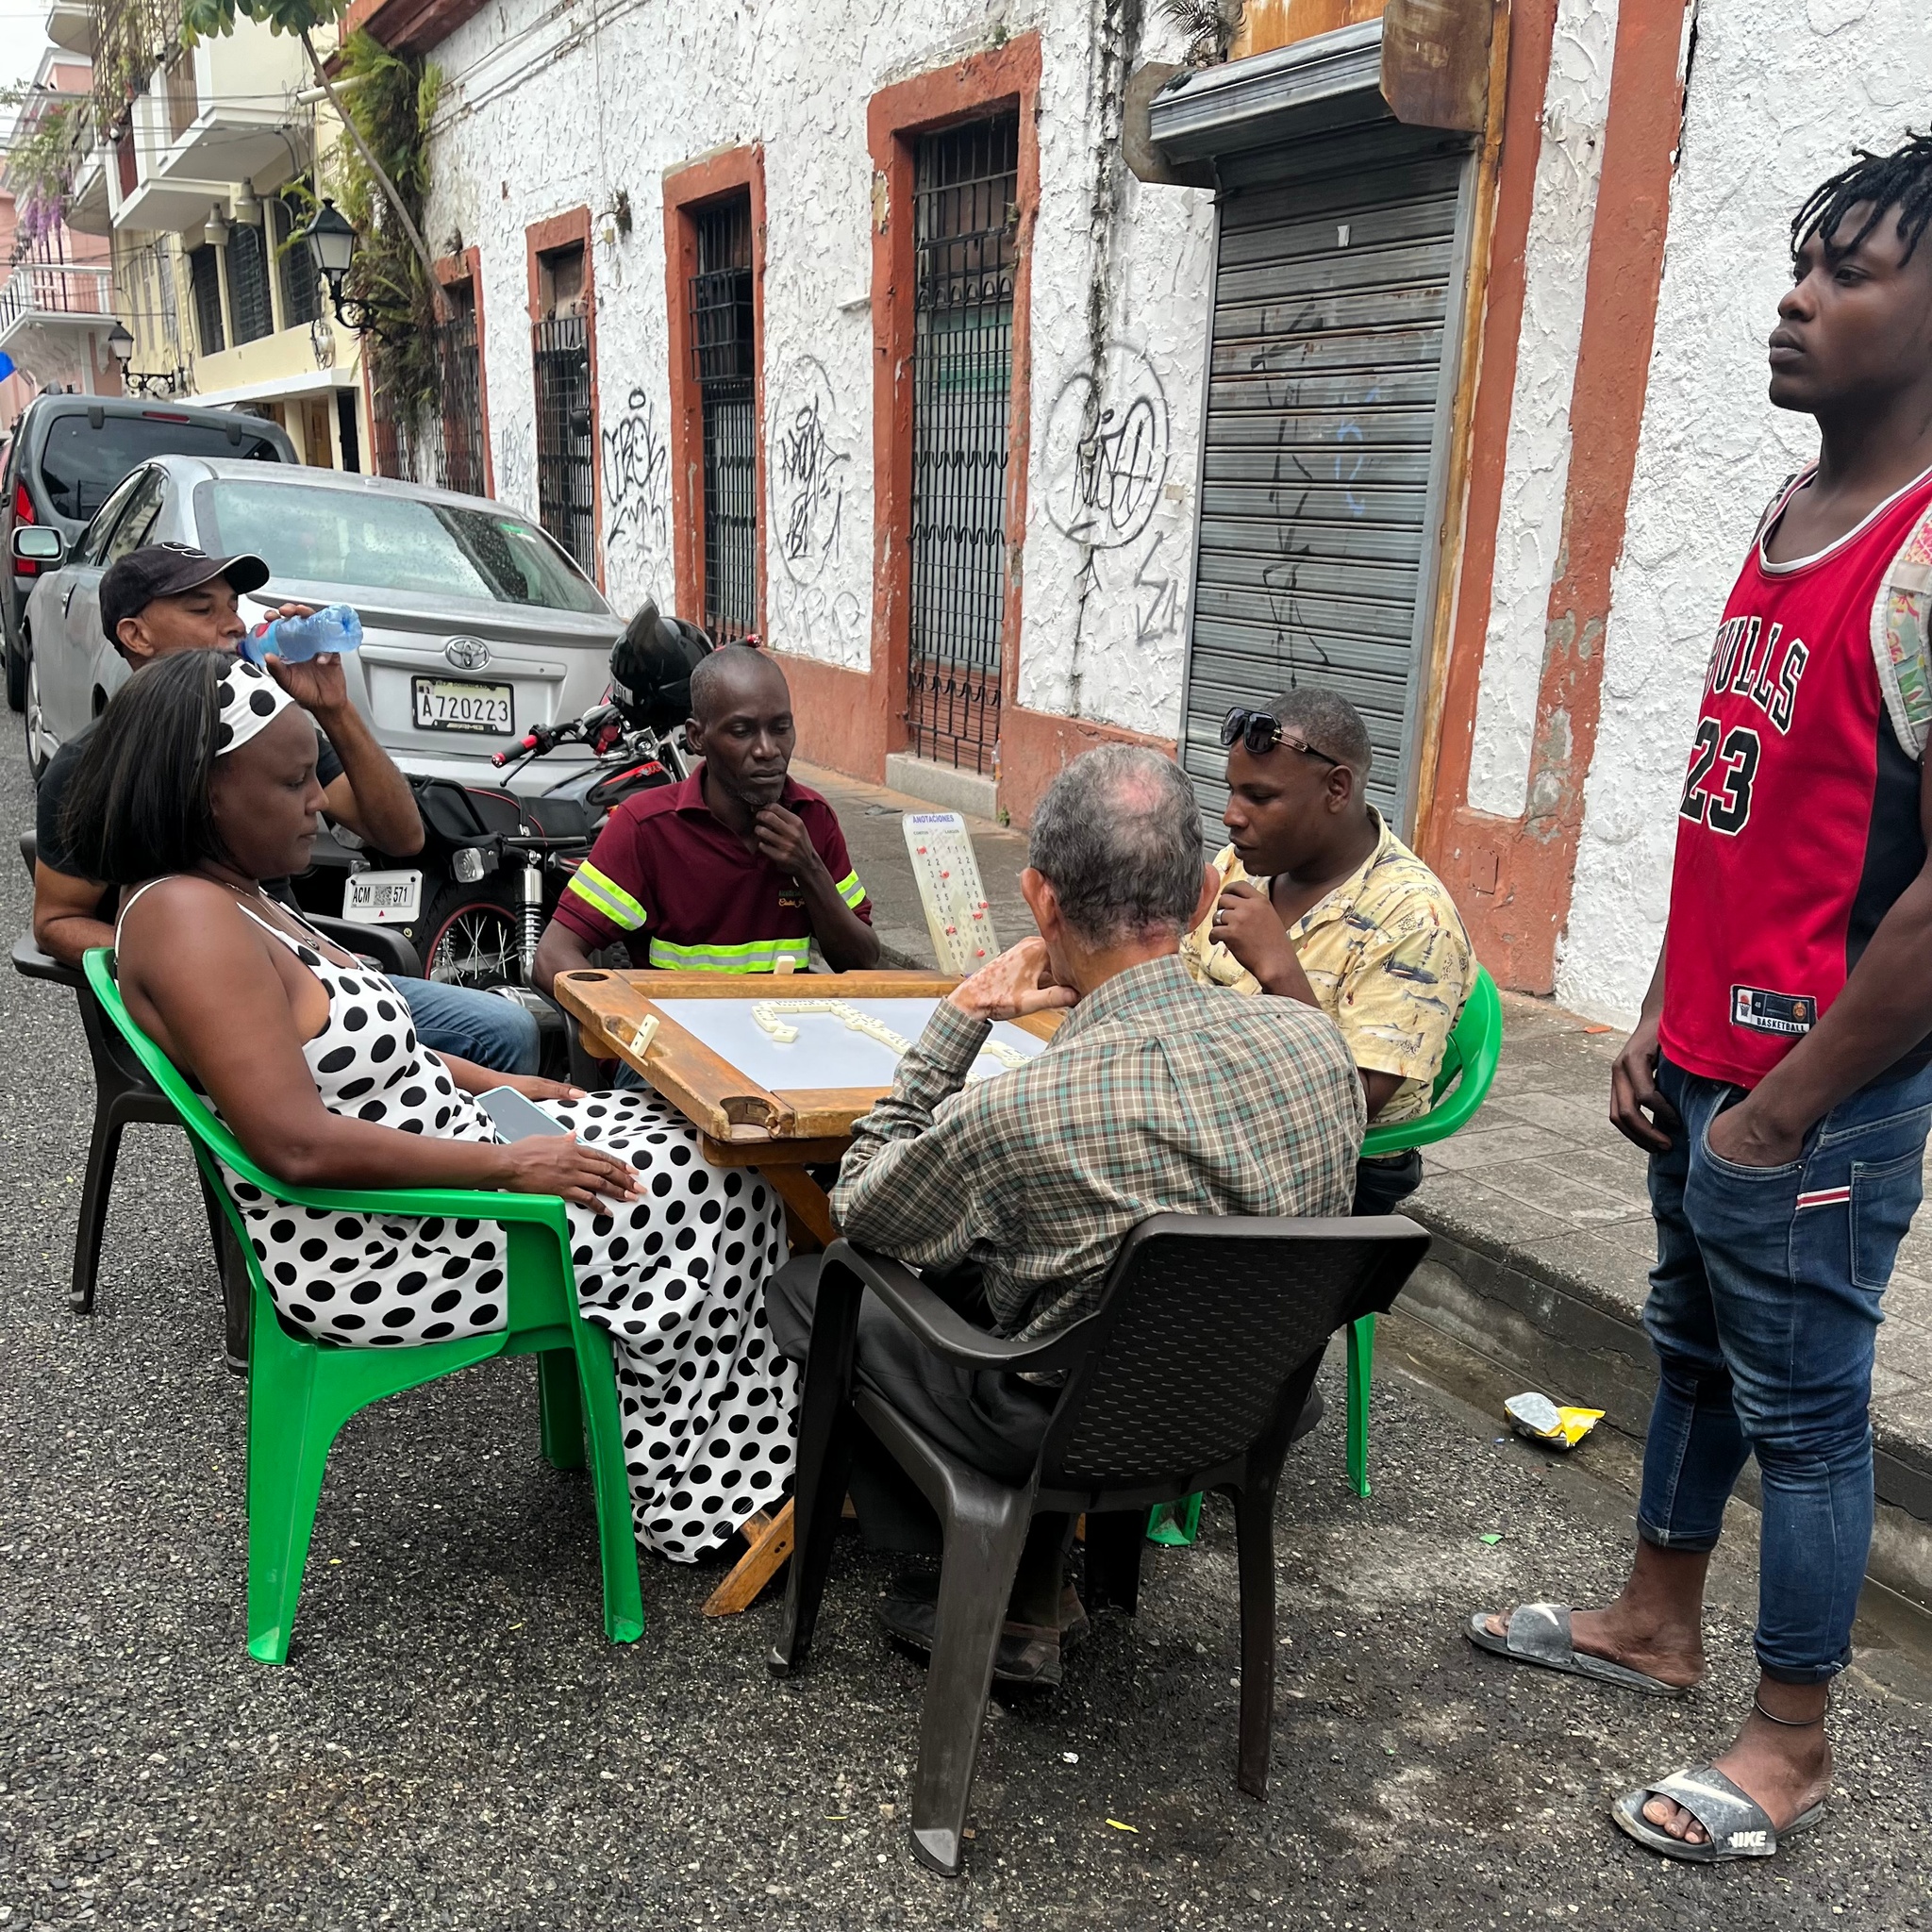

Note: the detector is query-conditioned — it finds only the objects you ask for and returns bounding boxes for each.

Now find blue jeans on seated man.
[1641,1053,1932,1685]
[395,976,541,1076]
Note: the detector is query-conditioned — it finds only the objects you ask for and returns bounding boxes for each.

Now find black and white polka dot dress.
[215,900,797,1561]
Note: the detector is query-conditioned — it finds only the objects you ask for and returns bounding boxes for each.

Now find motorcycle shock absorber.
[518,859,544,982]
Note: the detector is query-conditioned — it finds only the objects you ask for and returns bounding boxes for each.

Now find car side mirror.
[11,526,63,564]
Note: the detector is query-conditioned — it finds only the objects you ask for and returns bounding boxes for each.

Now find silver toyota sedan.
[19,456,621,793]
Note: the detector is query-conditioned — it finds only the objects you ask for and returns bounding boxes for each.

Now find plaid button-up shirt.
[831,953,1366,1341]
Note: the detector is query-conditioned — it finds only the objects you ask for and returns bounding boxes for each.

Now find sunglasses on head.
[1219,707,1344,768]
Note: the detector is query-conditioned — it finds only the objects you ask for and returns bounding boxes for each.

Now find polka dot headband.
[214,658,293,755]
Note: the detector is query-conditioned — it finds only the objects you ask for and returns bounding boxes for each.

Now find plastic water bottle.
[243,603,364,665]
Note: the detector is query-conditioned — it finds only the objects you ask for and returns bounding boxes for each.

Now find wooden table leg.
[766,1165,837,1250]
[701,1502,796,1616]
[704,1158,827,1614]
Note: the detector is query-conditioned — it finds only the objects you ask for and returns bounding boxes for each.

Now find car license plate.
[411,675,513,734]
[341,868,423,925]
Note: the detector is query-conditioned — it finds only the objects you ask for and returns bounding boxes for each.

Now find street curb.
[1398,1206,1932,1609]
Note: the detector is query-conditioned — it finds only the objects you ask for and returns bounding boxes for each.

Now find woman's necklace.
[202,874,341,956]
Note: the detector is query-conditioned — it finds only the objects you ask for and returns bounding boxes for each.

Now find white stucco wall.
[1463,0,1619,818]
[419,0,1213,741]
[1557,0,1932,1023]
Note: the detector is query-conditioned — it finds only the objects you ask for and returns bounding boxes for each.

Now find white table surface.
[650,997,1046,1091]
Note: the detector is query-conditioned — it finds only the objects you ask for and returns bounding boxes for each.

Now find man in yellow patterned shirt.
[1181,687,1473,1214]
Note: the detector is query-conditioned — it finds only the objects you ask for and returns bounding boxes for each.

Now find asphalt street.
[0,731,1928,1931]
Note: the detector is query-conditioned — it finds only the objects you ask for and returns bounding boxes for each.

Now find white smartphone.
[477,1086,570,1141]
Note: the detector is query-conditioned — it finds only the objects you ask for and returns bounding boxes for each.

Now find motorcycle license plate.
[341,868,423,925]
[412,675,513,734]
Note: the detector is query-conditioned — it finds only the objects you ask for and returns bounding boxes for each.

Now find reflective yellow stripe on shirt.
[835,869,866,910]
[565,861,649,933]
[645,936,812,972]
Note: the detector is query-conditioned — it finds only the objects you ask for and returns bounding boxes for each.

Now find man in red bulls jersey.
[1473,136,1932,1862]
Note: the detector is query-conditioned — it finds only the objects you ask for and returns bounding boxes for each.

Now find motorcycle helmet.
[608,599,714,735]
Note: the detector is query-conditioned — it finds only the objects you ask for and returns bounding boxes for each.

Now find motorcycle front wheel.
[422,881,523,988]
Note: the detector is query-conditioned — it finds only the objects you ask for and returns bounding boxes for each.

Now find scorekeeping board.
[901,811,999,974]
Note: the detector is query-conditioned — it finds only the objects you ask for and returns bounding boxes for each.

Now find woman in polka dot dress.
[66,650,796,1562]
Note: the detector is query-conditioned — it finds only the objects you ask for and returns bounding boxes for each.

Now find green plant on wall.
[329,30,443,421]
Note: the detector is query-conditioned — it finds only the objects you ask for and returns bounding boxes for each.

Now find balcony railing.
[0,262,117,334]
[92,0,186,138]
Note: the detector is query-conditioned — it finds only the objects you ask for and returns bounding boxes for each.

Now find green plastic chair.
[83,948,645,1664]
[1147,964,1503,1540]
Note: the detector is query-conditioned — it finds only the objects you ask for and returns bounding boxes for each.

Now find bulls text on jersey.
[1703,615,1810,733]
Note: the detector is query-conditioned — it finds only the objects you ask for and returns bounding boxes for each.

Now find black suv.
[1,391,295,710]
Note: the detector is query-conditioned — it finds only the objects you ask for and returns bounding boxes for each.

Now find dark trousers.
[765,1257,1058,1556]
[768,1149,1419,1553]
[1355,1149,1422,1218]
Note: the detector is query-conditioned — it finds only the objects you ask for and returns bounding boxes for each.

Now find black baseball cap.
[100,542,272,647]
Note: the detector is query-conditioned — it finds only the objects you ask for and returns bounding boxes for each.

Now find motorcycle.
[303,606,713,995]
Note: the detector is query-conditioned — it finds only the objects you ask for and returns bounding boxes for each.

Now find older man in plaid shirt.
[767,745,1364,1685]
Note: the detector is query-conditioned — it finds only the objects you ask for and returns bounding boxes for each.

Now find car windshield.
[39,413,281,521]
[201,479,605,612]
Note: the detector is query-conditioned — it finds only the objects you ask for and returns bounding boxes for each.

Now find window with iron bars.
[274,187,321,328]
[907,114,1019,775]
[533,301,595,571]
[188,244,225,357]
[226,220,273,346]
[433,283,487,500]
[367,366,409,481]
[690,195,758,641]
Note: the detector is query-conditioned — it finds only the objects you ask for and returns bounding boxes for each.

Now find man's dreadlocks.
[1791,130,1932,268]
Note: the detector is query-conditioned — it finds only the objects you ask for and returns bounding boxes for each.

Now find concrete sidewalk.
[801,761,1932,1608]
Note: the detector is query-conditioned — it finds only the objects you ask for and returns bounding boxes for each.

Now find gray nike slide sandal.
[1611,1765,1827,1862]
[1465,1603,1690,1697]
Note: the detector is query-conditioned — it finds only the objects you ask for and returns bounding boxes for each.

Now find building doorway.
[1180,118,1475,833]
[532,242,595,572]
[906,113,1019,776]
[690,193,758,641]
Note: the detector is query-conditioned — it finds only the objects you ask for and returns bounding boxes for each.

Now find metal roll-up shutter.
[1180,116,1475,836]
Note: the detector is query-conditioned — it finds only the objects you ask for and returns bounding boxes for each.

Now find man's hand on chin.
[947,937,1078,1024]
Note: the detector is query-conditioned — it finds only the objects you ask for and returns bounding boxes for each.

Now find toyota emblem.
[444,637,491,671]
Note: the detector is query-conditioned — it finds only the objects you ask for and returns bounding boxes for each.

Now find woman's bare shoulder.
[117,876,263,974]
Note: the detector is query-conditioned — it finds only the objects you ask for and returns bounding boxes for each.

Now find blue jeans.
[1641,1055,1932,1682]
[395,975,541,1076]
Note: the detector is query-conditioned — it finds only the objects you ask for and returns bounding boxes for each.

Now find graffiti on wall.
[768,355,864,657]
[1041,342,1183,651]
[602,385,671,564]
[496,427,533,516]
[771,356,850,586]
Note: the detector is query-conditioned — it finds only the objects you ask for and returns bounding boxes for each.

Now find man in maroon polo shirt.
[532,645,879,991]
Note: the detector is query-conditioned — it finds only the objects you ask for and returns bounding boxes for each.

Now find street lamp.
[203,204,230,249]
[108,316,173,394]
[299,197,392,337]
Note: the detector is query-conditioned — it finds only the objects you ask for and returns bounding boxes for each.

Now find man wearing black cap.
[31,542,541,1074]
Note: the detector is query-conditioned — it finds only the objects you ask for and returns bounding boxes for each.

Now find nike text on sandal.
[1465,1604,1690,1697]
[1611,1766,1827,1863]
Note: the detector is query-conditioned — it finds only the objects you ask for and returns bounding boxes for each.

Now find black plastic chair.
[14,832,421,1337]
[769,1214,1433,1876]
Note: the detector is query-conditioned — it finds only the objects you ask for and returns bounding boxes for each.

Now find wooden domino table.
[549,968,1063,1611]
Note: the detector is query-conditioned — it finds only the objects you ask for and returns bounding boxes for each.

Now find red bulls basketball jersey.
[1659,463,1932,1088]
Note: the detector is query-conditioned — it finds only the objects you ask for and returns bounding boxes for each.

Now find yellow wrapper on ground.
[1505,1391,1604,1450]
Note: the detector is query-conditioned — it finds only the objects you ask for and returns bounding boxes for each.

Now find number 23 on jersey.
[1679,718,1761,834]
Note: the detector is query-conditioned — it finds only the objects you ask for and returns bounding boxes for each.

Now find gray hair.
[1264,685,1373,778]
[1027,745,1205,946]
